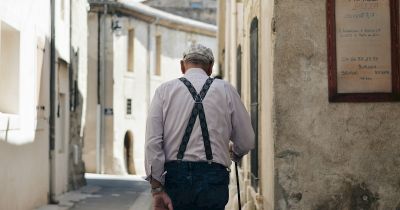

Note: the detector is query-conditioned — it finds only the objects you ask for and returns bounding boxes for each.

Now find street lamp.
[112,15,122,36]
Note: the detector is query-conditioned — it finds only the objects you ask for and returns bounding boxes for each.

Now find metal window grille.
[126,99,132,115]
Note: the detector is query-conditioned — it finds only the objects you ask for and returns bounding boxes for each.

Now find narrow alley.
[1,0,400,210]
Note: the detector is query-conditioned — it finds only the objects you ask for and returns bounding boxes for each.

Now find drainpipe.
[146,18,159,110]
[96,11,101,174]
[98,4,108,174]
[49,0,58,204]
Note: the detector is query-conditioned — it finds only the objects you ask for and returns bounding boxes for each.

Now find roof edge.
[89,1,217,37]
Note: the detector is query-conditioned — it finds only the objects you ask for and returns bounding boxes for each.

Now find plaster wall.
[258,0,275,209]
[84,13,99,173]
[112,17,149,175]
[102,17,115,174]
[52,0,72,196]
[53,63,70,196]
[85,13,115,175]
[56,0,71,62]
[0,0,51,209]
[272,1,400,209]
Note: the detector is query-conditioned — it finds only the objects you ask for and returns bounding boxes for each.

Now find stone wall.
[273,1,400,209]
[68,0,88,190]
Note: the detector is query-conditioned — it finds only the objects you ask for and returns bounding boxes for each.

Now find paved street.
[38,174,152,210]
[72,174,152,210]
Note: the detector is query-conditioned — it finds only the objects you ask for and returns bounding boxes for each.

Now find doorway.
[123,131,135,174]
[250,17,259,190]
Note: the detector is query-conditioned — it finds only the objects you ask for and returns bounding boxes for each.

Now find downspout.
[99,4,108,174]
[49,0,58,204]
[146,17,159,110]
[96,12,101,174]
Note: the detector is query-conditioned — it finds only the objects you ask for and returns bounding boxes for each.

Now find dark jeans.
[164,161,230,210]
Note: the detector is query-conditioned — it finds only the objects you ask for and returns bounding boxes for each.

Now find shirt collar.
[185,68,208,77]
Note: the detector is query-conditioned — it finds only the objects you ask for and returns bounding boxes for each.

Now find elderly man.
[145,44,255,210]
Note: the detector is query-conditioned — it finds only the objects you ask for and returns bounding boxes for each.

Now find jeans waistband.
[165,161,227,170]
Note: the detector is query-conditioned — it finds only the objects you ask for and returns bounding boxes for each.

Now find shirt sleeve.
[226,83,255,157]
[145,87,166,185]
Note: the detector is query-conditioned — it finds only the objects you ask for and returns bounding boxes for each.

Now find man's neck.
[185,68,207,75]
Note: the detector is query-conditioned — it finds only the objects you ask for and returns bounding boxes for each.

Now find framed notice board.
[327,0,400,102]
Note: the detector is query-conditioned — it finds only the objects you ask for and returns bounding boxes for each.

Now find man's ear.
[206,62,214,76]
[180,60,186,74]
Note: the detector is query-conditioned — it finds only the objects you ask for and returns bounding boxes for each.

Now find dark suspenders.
[177,77,215,163]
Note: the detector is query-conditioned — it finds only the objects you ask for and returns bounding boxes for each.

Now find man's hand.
[229,142,242,163]
[153,191,173,210]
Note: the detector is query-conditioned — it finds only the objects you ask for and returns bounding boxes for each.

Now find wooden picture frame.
[327,0,400,102]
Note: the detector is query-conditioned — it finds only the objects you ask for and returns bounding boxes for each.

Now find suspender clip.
[208,160,212,164]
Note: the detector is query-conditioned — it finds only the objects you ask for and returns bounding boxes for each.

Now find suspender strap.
[177,77,214,162]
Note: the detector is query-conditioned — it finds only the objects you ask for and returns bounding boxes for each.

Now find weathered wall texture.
[69,0,88,189]
[273,1,400,209]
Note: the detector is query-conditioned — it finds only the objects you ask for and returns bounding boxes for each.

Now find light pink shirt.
[145,68,255,184]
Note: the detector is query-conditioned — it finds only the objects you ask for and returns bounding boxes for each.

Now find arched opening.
[123,131,136,174]
[250,17,259,190]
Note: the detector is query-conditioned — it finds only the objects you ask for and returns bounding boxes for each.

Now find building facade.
[219,0,400,210]
[84,1,218,175]
[143,0,217,25]
[0,0,86,209]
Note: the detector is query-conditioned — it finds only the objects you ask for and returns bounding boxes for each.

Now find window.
[155,35,162,76]
[0,21,20,114]
[126,99,132,115]
[236,45,242,96]
[250,17,259,190]
[127,29,134,72]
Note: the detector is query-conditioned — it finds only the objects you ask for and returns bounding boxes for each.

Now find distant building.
[143,0,217,25]
[84,1,218,175]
